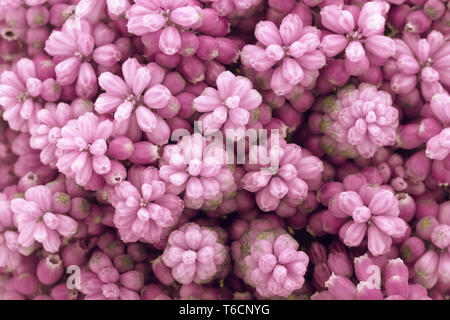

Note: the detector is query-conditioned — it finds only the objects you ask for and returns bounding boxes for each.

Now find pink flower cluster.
[232,215,309,298]
[318,83,399,159]
[0,0,449,302]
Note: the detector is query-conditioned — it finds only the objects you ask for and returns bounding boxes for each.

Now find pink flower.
[162,222,230,285]
[159,133,236,211]
[329,185,408,256]
[110,165,184,243]
[320,83,399,159]
[56,112,113,189]
[45,17,121,94]
[387,31,450,101]
[95,57,171,145]
[10,185,78,253]
[241,142,323,212]
[0,58,46,132]
[126,0,203,55]
[80,251,142,300]
[29,101,92,168]
[192,71,262,137]
[241,13,325,96]
[319,2,395,76]
[233,226,309,298]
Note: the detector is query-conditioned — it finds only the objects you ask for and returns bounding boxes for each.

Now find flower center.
[16,92,29,103]
[346,31,362,41]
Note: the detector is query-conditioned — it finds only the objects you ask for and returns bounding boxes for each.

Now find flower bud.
[37,254,64,285]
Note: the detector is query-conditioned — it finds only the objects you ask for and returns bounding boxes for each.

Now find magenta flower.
[95,57,171,145]
[320,83,399,159]
[319,1,395,76]
[233,227,309,298]
[0,58,46,132]
[241,13,325,96]
[159,133,236,211]
[56,112,113,189]
[29,101,91,168]
[329,185,408,256]
[45,17,122,96]
[192,71,262,138]
[386,31,450,101]
[80,251,142,300]
[241,142,323,212]
[10,185,78,253]
[162,222,230,285]
[110,165,184,244]
[126,0,203,55]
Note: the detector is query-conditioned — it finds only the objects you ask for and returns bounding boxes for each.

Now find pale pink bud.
[255,21,282,47]
[325,273,357,300]
[320,34,348,57]
[279,14,303,45]
[170,7,202,28]
[37,254,64,285]
[367,225,392,256]
[365,35,396,60]
[320,6,355,34]
[159,26,181,56]
[327,252,352,278]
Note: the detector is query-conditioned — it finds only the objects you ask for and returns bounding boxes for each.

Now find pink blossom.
[45,17,121,94]
[192,71,262,137]
[29,101,92,168]
[162,222,230,285]
[329,185,408,256]
[80,251,141,300]
[319,2,395,76]
[94,57,171,145]
[233,226,309,298]
[241,13,325,96]
[9,185,78,253]
[126,0,203,56]
[241,142,323,213]
[159,133,236,211]
[110,165,184,243]
[0,58,47,132]
[320,83,399,159]
[56,112,113,189]
[387,31,450,101]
